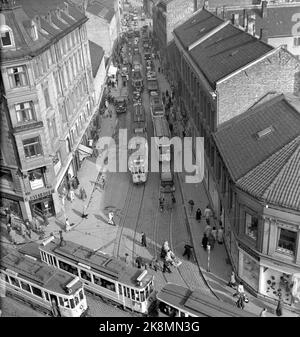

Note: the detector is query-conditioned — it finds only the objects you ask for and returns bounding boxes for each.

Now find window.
[1,30,12,46]
[43,85,51,108]
[79,289,84,300]
[9,276,20,288]
[20,281,31,293]
[8,66,28,88]
[58,260,78,276]
[23,137,42,158]
[31,285,43,298]
[15,101,36,123]
[80,270,91,282]
[28,167,45,190]
[47,117,58,139]
[245,213,258,240]
[277,228,297,255]
[294,37,300,47]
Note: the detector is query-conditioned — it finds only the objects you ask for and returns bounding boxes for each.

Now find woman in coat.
[202,233,208,250]
[195,208,202,222]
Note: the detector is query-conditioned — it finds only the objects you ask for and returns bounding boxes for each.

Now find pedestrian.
[6,222,11,236]
[171,193,176,204]
[202,233,208,250]
[259,308,267,317]
[158,67,160,73]
[82,205,88,219]
[25,220,31,239]
[159,197,164,212]
[204,205,212,226]
[276,296,283,317]
[160,241,169,259]
[136,256,143,269]
[195,208,202,222]
[65,217,71,232]
[237,281,245,296]
[166,90,169,97]
[162,260,171,273]
[227,271,237,288]
[75,176,80,188]
[208,232,215,250]
[69,188,75,203]
[182,130,186,138]
[217,226,224,244]
[141,232,147,247]
[151,259,159,272]
[188,199,194,214]
[80,187,87,201]
[108,211,115,225]
[211,226,217,241]
[182,244,193,260]
[204,224,212,236]
[169,123,173,135]
[42,213,49,226]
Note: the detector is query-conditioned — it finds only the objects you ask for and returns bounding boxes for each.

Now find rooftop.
[174,8,273,87]
[86,0,115,22]
[214,94,300,211]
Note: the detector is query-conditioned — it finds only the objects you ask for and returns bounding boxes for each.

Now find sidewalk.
[153,58,299,317]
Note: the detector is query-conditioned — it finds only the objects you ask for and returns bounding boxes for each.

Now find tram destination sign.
[29,189,54,201]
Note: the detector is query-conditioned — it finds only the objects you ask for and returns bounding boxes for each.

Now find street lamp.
[207,244,211,272]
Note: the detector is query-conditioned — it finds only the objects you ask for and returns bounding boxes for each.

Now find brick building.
[214,95,300,309]
[0,0,98,221]
[171,8,300,219]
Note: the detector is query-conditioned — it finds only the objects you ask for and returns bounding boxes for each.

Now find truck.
[147,78,159,95]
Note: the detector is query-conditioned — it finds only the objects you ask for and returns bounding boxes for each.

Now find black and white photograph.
[0,0,300,326]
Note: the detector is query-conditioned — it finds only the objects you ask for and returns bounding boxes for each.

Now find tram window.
[80,270,91,282]
[20,281,31,293]
[131,289,135,300]
[41,251,46,263]
[63,298,70,308]
[124,286,130,298]
[149,281,154,293]
[145,286,149,299]
[118,284,123,295]
[79,290,83,301]
[48,254,56,267]
[74,295,79,306]
[59,297,64,307]
[180,311,185,317]
[70,298,75,309]
[31,285,43,298]
[44,292,50,302]
[93,275,102,286]
[4,274,9,283]
[135,290,140,302]
[140,290,145,302]
[9,276,20,288]
[58,260,78,276]
[102,279,116,292]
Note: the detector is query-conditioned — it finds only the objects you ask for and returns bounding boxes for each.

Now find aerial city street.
[0,0,300,318]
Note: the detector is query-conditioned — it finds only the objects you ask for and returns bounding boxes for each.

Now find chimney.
[247,19,255,36]
[261,1,267,18]
[203,0,209,10]
[222,6,227,20]
[232,13,239,26]
[259,28,268,42]
[243,9,247,28]
[216,7,222,18]
[194,0,197,12]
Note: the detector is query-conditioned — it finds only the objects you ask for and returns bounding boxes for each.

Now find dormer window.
[0,25,14,48]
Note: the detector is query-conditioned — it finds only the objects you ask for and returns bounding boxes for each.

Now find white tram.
[153,116,171,162]
[39,237,156,315]
[129,103,148,184]
[0,245,88,317]
[156,283,256,317]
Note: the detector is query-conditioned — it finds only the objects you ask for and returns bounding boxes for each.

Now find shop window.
[15,101,36,123]
[277,228,297,255]
[8,65,28,88]
[23,137,42,158]
[245,213,258,240]
[31,285,43,298]
[28,168,45,190]
[20,281,31,293]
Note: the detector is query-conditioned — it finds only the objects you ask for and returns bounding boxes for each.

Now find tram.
[129,103,148,183]
[0,245,88,317]
[39,237,155,315]
[153,116,171,162]
[155,283,257,317]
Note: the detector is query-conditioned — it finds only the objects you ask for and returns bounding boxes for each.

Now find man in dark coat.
[183,244,193,260]
[141,232,147,247]
[202,233,208,250]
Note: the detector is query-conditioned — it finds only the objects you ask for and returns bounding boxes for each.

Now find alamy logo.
[94,129,205,183]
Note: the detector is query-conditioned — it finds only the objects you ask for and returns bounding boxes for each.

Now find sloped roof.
[173,8,223,49]
[222,4,300,38]
[214,94,300,182]
[174,9,273,87]
[88,40,104,77]
[1,0,87,61]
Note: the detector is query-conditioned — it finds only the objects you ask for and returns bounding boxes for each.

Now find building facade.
[0,0,97,222]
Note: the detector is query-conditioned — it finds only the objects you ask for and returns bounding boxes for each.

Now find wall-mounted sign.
[29,189,54,201]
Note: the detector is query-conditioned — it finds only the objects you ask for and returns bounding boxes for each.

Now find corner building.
[0,0,96,221]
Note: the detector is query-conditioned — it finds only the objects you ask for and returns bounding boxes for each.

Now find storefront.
[0,193,22,219]
[29,189,55,217]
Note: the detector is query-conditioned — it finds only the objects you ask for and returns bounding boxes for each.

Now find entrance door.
[31,197,55,217]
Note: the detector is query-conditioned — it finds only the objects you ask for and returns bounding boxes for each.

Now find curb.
[176,172,220,300]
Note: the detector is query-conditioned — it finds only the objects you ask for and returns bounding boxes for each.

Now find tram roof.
[1,248,81,295]
[153,116,170,138]
[157,283,256,317]
[133,104,145,123]
[41,239,153,288]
